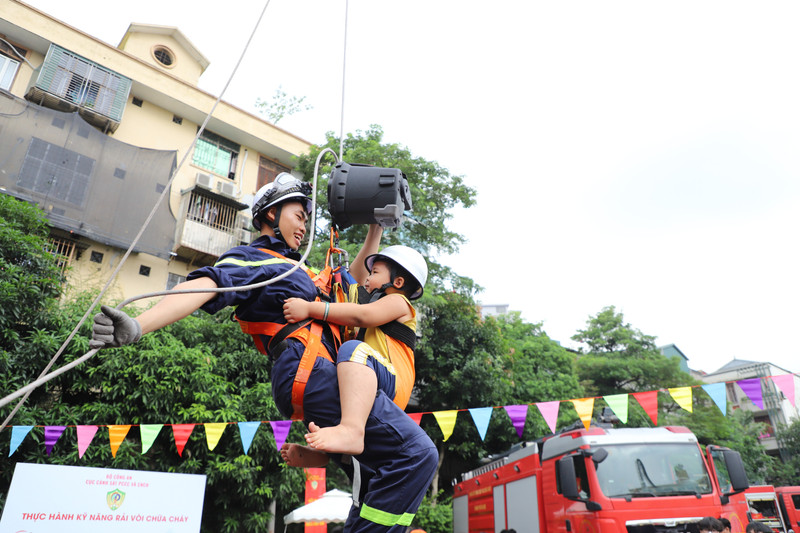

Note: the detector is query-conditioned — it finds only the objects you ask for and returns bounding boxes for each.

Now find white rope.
[339,0,350,159]
[0,0,274,429]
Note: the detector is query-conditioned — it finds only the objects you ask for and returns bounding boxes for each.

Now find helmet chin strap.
[271,204,286,244]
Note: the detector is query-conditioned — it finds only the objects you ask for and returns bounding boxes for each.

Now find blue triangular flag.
[468,407,493,441]
[9,426,34,456]
[238,421,261,455]
[701,383,727,415]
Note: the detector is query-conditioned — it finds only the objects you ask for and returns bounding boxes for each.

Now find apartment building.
[0,1,310,304]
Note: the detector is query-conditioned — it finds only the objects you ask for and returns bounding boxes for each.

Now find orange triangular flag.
[108,425,131,458]
[570,398,595,430]
[204,423,226,451]
[172,424,195,456]
[432,410,458,441]
[669,387,693,413]
[633,391,658,425]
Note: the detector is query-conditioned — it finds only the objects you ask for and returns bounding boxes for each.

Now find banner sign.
[0,463,206,532]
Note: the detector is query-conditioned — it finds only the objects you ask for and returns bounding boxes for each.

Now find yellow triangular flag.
[432,410,458,441]
[204,423,227,451]
[108,425,131,458]
[669,387,693,412]
[571,398,595,430]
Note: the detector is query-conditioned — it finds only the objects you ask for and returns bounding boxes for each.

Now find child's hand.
[283,297,310,323]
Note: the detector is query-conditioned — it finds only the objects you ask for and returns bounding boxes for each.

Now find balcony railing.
[175,189,250,263]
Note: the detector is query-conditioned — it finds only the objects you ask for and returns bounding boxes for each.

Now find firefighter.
[90,173,437,532]
[283,244,427,456]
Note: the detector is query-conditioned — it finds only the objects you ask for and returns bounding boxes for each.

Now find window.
[186,190,239,232]
[0,54,20,91]
[257,155,290,190]
[46,237,75,277]
[18,138,94,207]
[132,96,143,107]
[152,46,175,67]
[139,265,151,277]
[166,273,186,290]
[90,251,104,263]
[193,130,239,179]
[172,115,183,125]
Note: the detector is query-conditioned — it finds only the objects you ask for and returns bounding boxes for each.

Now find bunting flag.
[433,410,458,441]
[633,391,658,425]
[504,405,528,438]
[468,407,493,441]
[108,425,131,458]
[737,378,764,409]
[140,424,162,454]
[172,424,195,456]
[9,425,33,456]
[238,421,261,455]
[771,374,796,406]
[407,412,423,425]
[76,425,99,459]
[536,401,561,434]
[701,383,727,415]
[269,420,292,451]
[44,426,66,456]
[603,394,629,424]
[669,387,693,412]
[571,398,594,430]
[204,423,227,451]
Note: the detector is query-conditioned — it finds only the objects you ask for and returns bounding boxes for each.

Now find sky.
[23,0,800,375]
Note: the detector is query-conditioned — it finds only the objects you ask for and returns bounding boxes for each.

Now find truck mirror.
[557,456,580,500]
[590,448,608,465]
[722,449,749,493]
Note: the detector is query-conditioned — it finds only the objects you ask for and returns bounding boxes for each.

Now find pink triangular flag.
[633,391,658,425]
[44,426,66,456]
[503,405,528,438]
[771,375,796,406]
[269,420,293,451]
[171,424,195,456]
[570,398,594,430]
[737,378,764,409]
[535,401,560,434]
[76,425,99,459]
[407,412,423,425]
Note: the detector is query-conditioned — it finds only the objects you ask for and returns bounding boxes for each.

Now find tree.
[254,86,312,124]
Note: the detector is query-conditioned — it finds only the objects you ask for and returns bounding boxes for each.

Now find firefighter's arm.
[285,294,411,328]
[349,224,383,284]
[136,276,218,334]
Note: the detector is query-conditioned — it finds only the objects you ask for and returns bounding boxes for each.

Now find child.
[283,244,427,456]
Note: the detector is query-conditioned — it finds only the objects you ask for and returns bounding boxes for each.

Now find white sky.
[24,1,800,375]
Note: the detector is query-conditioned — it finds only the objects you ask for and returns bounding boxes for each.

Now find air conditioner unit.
[217,181,236,198]
[195,172,213,189]
[238,228,253,244]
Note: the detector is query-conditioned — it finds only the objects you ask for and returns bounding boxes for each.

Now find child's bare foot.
[280,442,329,468]
[305,421,365,455]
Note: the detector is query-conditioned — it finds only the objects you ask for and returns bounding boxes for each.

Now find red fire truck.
[775,487,800,533]
[453,425,749,533]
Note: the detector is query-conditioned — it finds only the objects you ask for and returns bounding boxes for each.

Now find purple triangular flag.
[737,378,764,409]
[44,426,67,456]
[503,404,528,438]
[269,420,292,451]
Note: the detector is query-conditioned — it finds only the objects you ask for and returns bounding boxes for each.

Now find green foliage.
[254,86,312,124]
[413,492,453,533]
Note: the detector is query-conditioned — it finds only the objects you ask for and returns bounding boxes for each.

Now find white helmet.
[251,173,313,230]
[365,245,428,300]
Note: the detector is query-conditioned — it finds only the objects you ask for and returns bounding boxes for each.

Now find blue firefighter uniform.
[187,234,437,532]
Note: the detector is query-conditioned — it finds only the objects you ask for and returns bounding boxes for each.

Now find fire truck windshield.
[593,443,713,498]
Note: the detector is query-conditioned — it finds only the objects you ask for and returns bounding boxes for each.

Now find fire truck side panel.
[505,474,540,533]
[776,487,800,532]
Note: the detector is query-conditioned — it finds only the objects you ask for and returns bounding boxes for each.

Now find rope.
[0,0,275,429]
[339,0,350,159]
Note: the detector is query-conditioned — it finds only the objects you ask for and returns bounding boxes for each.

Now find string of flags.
[5,372,796,458]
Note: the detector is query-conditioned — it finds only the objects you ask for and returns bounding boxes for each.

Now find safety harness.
[355,286,417,351]
[235,244,347,421]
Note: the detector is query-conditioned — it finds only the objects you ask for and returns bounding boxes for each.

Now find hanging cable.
[339,0,350,159]
[0,0,276,430]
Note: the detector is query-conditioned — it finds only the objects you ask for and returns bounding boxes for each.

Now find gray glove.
[89,305,142,349]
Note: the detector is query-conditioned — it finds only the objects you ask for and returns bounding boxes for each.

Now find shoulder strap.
[379,320,417,350]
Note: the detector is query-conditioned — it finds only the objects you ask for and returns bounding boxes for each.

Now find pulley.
[327,162,412,229]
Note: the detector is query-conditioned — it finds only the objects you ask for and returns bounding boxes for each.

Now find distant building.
[700,359,800,460]
[479,304,509,319]
[0,1,310,304]
[659,343,690,373]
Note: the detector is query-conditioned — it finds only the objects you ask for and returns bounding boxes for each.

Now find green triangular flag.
[140,424,163,454]
[603,393,629,423]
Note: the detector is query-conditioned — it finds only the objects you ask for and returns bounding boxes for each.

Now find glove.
[89,305,142,349]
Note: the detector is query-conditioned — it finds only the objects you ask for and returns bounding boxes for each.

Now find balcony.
[25,44,131,133]
[175,186,251,266]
